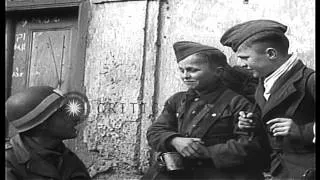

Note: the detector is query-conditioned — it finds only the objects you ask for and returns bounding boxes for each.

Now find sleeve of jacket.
[146,92,184,152]
[207,95,271,169]
[288,72,315,144]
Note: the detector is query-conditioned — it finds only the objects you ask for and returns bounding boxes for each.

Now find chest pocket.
[190,104,234,136]
[179,90,236,138]
[206,108,234,134]
[204,111,236,145]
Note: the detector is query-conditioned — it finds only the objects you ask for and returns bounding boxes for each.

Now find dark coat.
[143,86,271,180]
[255,60,315,178]
[5,134,91,180]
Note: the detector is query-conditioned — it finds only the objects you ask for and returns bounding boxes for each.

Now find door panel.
[29,29,71,88]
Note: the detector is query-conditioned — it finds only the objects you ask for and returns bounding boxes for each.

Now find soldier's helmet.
[5,86,89,133]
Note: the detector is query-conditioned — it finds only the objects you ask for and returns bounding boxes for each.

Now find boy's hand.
[170,137,207,158]
[267,118,293,136]
[238,111,256,129]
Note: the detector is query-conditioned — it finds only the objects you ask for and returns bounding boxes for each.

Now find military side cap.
[220,19,287,52]
[173,41,223,62]
[5,86,90,133]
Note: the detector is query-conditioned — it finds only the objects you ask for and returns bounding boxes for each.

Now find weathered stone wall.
[72,0,315,179]
[81,0,159,179]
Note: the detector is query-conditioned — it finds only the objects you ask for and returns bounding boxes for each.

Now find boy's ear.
[266,48,277,60]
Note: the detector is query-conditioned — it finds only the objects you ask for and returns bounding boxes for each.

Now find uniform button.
[176,113,179,117]
[192,111,196,114]
[194,98,199,102]
[192,124,196,127]
[211,113,216,117]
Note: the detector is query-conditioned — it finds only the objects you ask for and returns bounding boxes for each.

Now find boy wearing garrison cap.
[5,86,91,180]
[221,19,315,179]
[142,41,270,180]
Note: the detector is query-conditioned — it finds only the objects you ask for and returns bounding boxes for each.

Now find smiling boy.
[220,19,315,179]
[142,41,270,180]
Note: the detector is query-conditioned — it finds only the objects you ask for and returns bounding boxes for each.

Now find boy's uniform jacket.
[144,85,271,180]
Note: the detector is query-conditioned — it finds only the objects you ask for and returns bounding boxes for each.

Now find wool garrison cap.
[173,41,225,62]
[220,19,287,52]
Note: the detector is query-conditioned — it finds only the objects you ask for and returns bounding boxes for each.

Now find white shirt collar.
[263,53,298,100]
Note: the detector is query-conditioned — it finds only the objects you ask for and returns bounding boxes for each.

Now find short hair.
[241,31,289,55]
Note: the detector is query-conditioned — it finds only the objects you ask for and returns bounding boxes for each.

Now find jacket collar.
[186,85,225,103]
[177,86,226,121]
[255,78,266,109]
[260,60,306,116]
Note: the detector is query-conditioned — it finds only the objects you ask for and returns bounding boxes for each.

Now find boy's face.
[178,53,220,91]
[236,43,274,78]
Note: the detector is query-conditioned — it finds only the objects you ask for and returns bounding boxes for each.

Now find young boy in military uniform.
[142,41,271,180]
[220,19,315,179]
[5,86,91,180]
